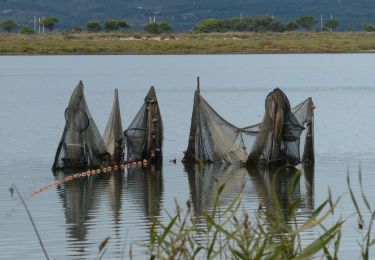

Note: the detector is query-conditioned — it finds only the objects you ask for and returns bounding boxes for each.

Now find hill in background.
[1,0,375,31]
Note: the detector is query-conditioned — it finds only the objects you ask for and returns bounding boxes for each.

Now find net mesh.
[247,88,305,165]
[103,89,124,162]
[124,87,163,162]
[183,89,257,164]
[52,81,109,170]
[183,87,314,166]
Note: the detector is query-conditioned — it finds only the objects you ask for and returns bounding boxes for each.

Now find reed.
[147,170,346,259]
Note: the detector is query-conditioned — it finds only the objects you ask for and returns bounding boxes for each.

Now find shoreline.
[2,31,375,55]
[3,51,375,56]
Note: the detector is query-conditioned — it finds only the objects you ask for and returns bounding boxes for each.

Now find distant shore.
[2,32,375,55]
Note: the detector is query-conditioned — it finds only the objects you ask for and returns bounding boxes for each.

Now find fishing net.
[183,88,258,164]
[124,87,163,162]
[103,89,124,162]
[291,97,315,163]
[247,88,305,165]
[183,87,314,166]
[52,81,109,170]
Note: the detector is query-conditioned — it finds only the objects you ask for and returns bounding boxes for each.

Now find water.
[1,54,375,259]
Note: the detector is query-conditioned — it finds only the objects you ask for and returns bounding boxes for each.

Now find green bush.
[104,19,119,32]
[86,20,101,32]
[144,22,172,34]
[295,16,317,31]
[193,16,286,33]
[20,25,35,34]
[193,19,227,33]
[286,21,299,31]
[362,23,375,32]
[40,16,58,32]
[324,18,340,32]
[1,19,17,33]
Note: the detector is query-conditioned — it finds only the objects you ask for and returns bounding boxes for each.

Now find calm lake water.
[1,54,375,259]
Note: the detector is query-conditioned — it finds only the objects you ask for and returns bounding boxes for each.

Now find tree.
[286,21,299,31]
[0,20,17,33]
[362,23,375,32]
[40,16,58,32]
[104,19,119,32]
[144,22,172,34]
[231,17,254,32]
[252,16,285,32]
[86,20,101,32]
[193,19,226,33]
[159,22,172,33]
[20,25,35,34]
[324,18,339,32]
[296,16,317,31]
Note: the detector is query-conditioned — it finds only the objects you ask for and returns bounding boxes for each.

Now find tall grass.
[147,169,345,259]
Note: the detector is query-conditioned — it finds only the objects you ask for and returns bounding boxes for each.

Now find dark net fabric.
[183,87,314,166]
[292,97,315,163]
[183,89,257,164]
[247,88,305,165]
[52,81,108,170]
[103,89,124,159]
[124,87,163,161]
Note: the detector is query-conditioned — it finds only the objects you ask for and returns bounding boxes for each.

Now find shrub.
[144,22,172,34]
[286,21,299,31]
[86,20,101,32]
[20,25,35,34]
[1,19,17,33]
[362,23,375,32]
[40,16,58,32]
[104,19,119,32]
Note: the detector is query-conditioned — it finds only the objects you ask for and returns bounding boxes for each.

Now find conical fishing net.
[247,88,305,165]
[103,89,124,162]
[183,88,258,164]
[124,87,163,162]
[52,81,109,170]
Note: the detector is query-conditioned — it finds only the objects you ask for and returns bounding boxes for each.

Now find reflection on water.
[54,170,125,257]
[185,163,248,216]
[52,163,314,258]
[126,165,163,219]
[247,164,315,217]
[53,165,163,258]
[185,163,314,225]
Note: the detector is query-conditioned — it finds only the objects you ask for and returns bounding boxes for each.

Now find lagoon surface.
[1,54,375,259]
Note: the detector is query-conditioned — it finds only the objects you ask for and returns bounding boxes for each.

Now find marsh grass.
[2,32,375,54]
[147,169,345,259]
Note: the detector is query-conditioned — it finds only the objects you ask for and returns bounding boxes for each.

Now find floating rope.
[30,161,148,197]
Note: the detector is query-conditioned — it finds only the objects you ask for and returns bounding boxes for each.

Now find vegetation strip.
[2,32,375,54]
